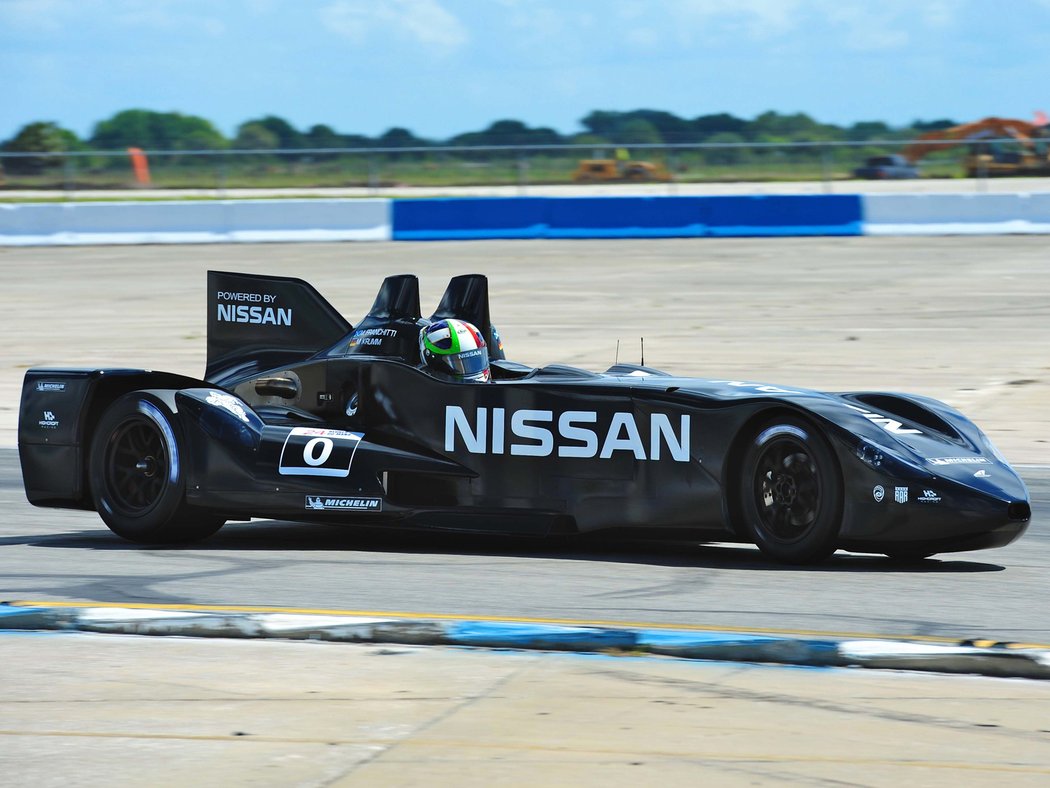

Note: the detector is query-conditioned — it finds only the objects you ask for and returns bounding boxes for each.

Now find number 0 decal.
[303,437,334,466]
[279,428,364,477]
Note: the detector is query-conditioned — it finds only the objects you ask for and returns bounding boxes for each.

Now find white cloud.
[819,3,910,51]
[919,1,955,29]
[667,0,802,41]
[319,0,468,53]
[0,0,80,32]
[624,0,956,51]
[111,1,226,36]
[625,27,660,49]
[0,0,225,36]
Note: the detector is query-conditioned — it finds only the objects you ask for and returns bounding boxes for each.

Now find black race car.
[18,271,1031,564]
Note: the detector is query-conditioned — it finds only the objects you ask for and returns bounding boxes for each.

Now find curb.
[3,603,1049,680]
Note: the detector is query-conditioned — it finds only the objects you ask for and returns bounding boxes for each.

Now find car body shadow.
[2,518,1007,573]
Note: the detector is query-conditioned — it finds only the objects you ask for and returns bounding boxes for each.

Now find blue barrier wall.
[7,192,1050,246]
[392,195,864,240]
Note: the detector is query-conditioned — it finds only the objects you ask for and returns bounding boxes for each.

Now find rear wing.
[206,270,352,385]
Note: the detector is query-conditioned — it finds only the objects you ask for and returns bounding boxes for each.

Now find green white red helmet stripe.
[424,319,481,355]
[420,318,489,382]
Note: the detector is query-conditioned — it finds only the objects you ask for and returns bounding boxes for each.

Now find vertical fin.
[430,274,505,360]
[206,270,351,384]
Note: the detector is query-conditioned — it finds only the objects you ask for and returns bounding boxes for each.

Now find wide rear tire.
[737,417,843,564]
[89,393,224,544]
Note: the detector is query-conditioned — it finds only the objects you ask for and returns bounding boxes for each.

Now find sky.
[3,0,1050,143]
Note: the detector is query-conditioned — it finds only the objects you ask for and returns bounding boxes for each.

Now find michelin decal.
[306,496,382,512]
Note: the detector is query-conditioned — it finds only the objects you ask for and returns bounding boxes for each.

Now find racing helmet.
[419,318,491,382]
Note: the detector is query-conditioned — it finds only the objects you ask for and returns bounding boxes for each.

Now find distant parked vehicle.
[852,155,919,179]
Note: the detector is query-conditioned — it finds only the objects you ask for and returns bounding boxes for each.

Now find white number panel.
[278,427,364,477]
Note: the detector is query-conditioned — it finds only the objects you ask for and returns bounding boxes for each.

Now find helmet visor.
[446,347,489,377]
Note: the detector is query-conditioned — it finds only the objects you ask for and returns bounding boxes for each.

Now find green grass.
[0,152,969,196]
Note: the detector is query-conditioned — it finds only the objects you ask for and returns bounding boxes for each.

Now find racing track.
[1,449,1048,643]
[1,237,1048,644]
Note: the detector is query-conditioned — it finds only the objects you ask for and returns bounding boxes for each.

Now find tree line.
[2,108,956,160]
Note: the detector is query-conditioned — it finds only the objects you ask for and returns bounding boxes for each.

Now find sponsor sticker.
[917,489,942,504]
[36,382,67,392]
[872,485,885,503]
[894,486,909,504]
[214,292,291,327]
[845,404,922,436]
[305,496,382,512]
[38,410,59,429]
[929,457,990,466]
[713,380,801,395]
[216,303,292,326]
[216,290,272,303]
[445,405,691,462]
[974,469,991,479]
[206,390,251,423]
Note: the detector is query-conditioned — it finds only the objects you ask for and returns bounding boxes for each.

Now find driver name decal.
[445,406,691,462]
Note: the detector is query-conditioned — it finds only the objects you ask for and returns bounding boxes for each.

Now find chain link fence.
[0,139,998,195]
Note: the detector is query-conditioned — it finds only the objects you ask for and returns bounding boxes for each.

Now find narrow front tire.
[737,418,843,565]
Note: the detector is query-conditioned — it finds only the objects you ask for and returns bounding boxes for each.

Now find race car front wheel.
[89,393,225,544]
[737,417,843,565]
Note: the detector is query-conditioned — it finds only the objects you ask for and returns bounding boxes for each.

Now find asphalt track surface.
[2,237,1048,645]
[1,447,1048,644]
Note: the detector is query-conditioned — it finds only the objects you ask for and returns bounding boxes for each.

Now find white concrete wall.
[862,192,1050,235]
[0,199,392,245]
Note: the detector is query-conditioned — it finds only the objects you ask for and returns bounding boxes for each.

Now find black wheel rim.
[104,416,169,517]
[753,436,821,543]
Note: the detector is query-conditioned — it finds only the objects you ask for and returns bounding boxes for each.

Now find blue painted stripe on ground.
[447,621,638,649]
[0,606,49,618]
[634,630,786,648]
[6,605,1050,679]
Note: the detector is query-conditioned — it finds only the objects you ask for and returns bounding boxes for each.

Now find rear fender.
[18,368,206,509]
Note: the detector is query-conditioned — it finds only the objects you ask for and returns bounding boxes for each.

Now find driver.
[419,318,491,382]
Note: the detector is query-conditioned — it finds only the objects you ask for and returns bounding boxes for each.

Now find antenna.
[640,337,645,367]
[615,339,620,365]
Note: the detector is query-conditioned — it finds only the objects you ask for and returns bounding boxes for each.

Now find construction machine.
[902,117,1050,177]
[572,159,672,183]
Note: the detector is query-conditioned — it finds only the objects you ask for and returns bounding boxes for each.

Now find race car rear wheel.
[89,393,225,544]
[737,417,843,564]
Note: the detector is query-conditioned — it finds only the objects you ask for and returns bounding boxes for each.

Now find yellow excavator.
[902,117,1050,177]
[571,159,672,183]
